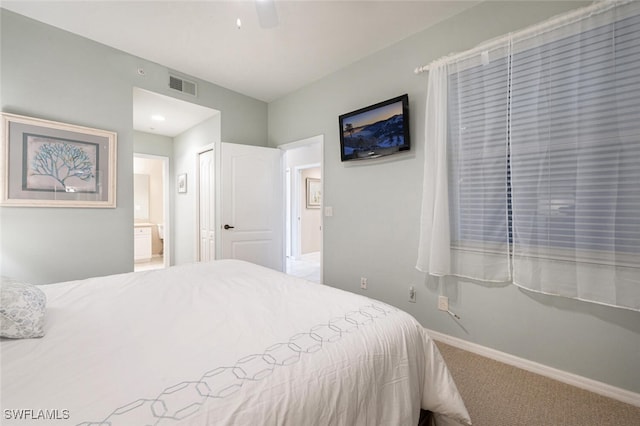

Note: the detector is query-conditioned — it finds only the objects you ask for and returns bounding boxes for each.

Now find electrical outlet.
[408,286,416,303]
[360,277,367,290]
[438,296,449,311]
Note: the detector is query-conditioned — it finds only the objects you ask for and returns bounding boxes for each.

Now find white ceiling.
[2,0,480,103]
[133,88,220,137]
[3,1,480,136]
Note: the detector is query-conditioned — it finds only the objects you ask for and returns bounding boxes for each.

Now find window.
[510,11,640,263]
[448,47,511,252]
[418,0,640,310]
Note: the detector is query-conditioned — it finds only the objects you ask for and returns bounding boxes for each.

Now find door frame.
[133,153,170,268]
[279,135,324,282]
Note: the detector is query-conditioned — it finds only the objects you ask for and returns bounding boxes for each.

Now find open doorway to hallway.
[132,87,219,269]
[281,136,323,283]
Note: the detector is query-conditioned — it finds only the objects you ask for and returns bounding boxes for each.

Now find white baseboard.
[426,328,640,408]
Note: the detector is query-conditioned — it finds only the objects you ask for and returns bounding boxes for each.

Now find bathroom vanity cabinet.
[134,225,152,262]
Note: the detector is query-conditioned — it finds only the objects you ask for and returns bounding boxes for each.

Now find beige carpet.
[435,341,640,426]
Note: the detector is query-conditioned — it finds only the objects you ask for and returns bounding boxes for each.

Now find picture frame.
[306,177,321,208]
[177,173,187,193]
[1,113,117,208]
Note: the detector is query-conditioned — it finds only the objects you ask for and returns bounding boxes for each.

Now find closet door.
[198,149,215,262]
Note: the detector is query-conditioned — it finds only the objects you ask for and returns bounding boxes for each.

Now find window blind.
[509,2,640,307]
[448,52,510,249]
[440,44,512,282]
[511,12,640,258]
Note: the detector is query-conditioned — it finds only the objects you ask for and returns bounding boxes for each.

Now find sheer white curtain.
[416,59,451,276]
[416,41,512,283]
[509,1,640,309]
[416,0,640,310]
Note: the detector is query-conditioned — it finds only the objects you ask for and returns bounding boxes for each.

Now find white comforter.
[1,260,470,426]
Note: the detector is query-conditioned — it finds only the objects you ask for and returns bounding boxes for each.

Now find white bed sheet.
[1,260,470,426]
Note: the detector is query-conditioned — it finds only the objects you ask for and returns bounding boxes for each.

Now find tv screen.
[339,94,410,162]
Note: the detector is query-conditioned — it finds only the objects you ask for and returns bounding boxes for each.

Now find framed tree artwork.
[1,113,117,208]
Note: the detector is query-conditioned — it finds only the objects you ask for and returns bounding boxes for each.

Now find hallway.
[286,251,320,283]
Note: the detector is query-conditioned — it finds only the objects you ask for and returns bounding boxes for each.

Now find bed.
[1,259,471,426]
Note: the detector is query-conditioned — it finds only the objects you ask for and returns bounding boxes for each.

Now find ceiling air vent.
[169,75,197,96]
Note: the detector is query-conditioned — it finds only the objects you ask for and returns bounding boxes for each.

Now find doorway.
[281,136,323,283]
[132,86,220,267]
[133,154,170,271]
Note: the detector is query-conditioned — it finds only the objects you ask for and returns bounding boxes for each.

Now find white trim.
[426,329,640,408]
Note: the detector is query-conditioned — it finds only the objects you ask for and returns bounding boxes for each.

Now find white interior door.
[198,149,215,262]
[221,142,283,271]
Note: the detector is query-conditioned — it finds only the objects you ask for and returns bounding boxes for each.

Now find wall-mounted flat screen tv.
[339,94,410,162]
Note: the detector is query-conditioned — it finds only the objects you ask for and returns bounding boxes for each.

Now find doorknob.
[224,224,235,230]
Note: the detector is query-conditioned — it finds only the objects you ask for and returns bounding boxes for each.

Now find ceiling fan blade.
[255,0,279,29]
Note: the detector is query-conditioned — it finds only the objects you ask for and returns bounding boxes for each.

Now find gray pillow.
[0,277,46,338]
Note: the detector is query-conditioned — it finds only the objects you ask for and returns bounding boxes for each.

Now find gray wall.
[268,1,640,394]
[133,131,173,158]
[0,9,267,283]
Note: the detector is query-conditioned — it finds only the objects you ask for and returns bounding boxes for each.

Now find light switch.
[324,206,333,217]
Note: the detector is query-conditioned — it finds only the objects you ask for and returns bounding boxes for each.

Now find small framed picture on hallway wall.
[306,178,321,208]
[177,173,187,193]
